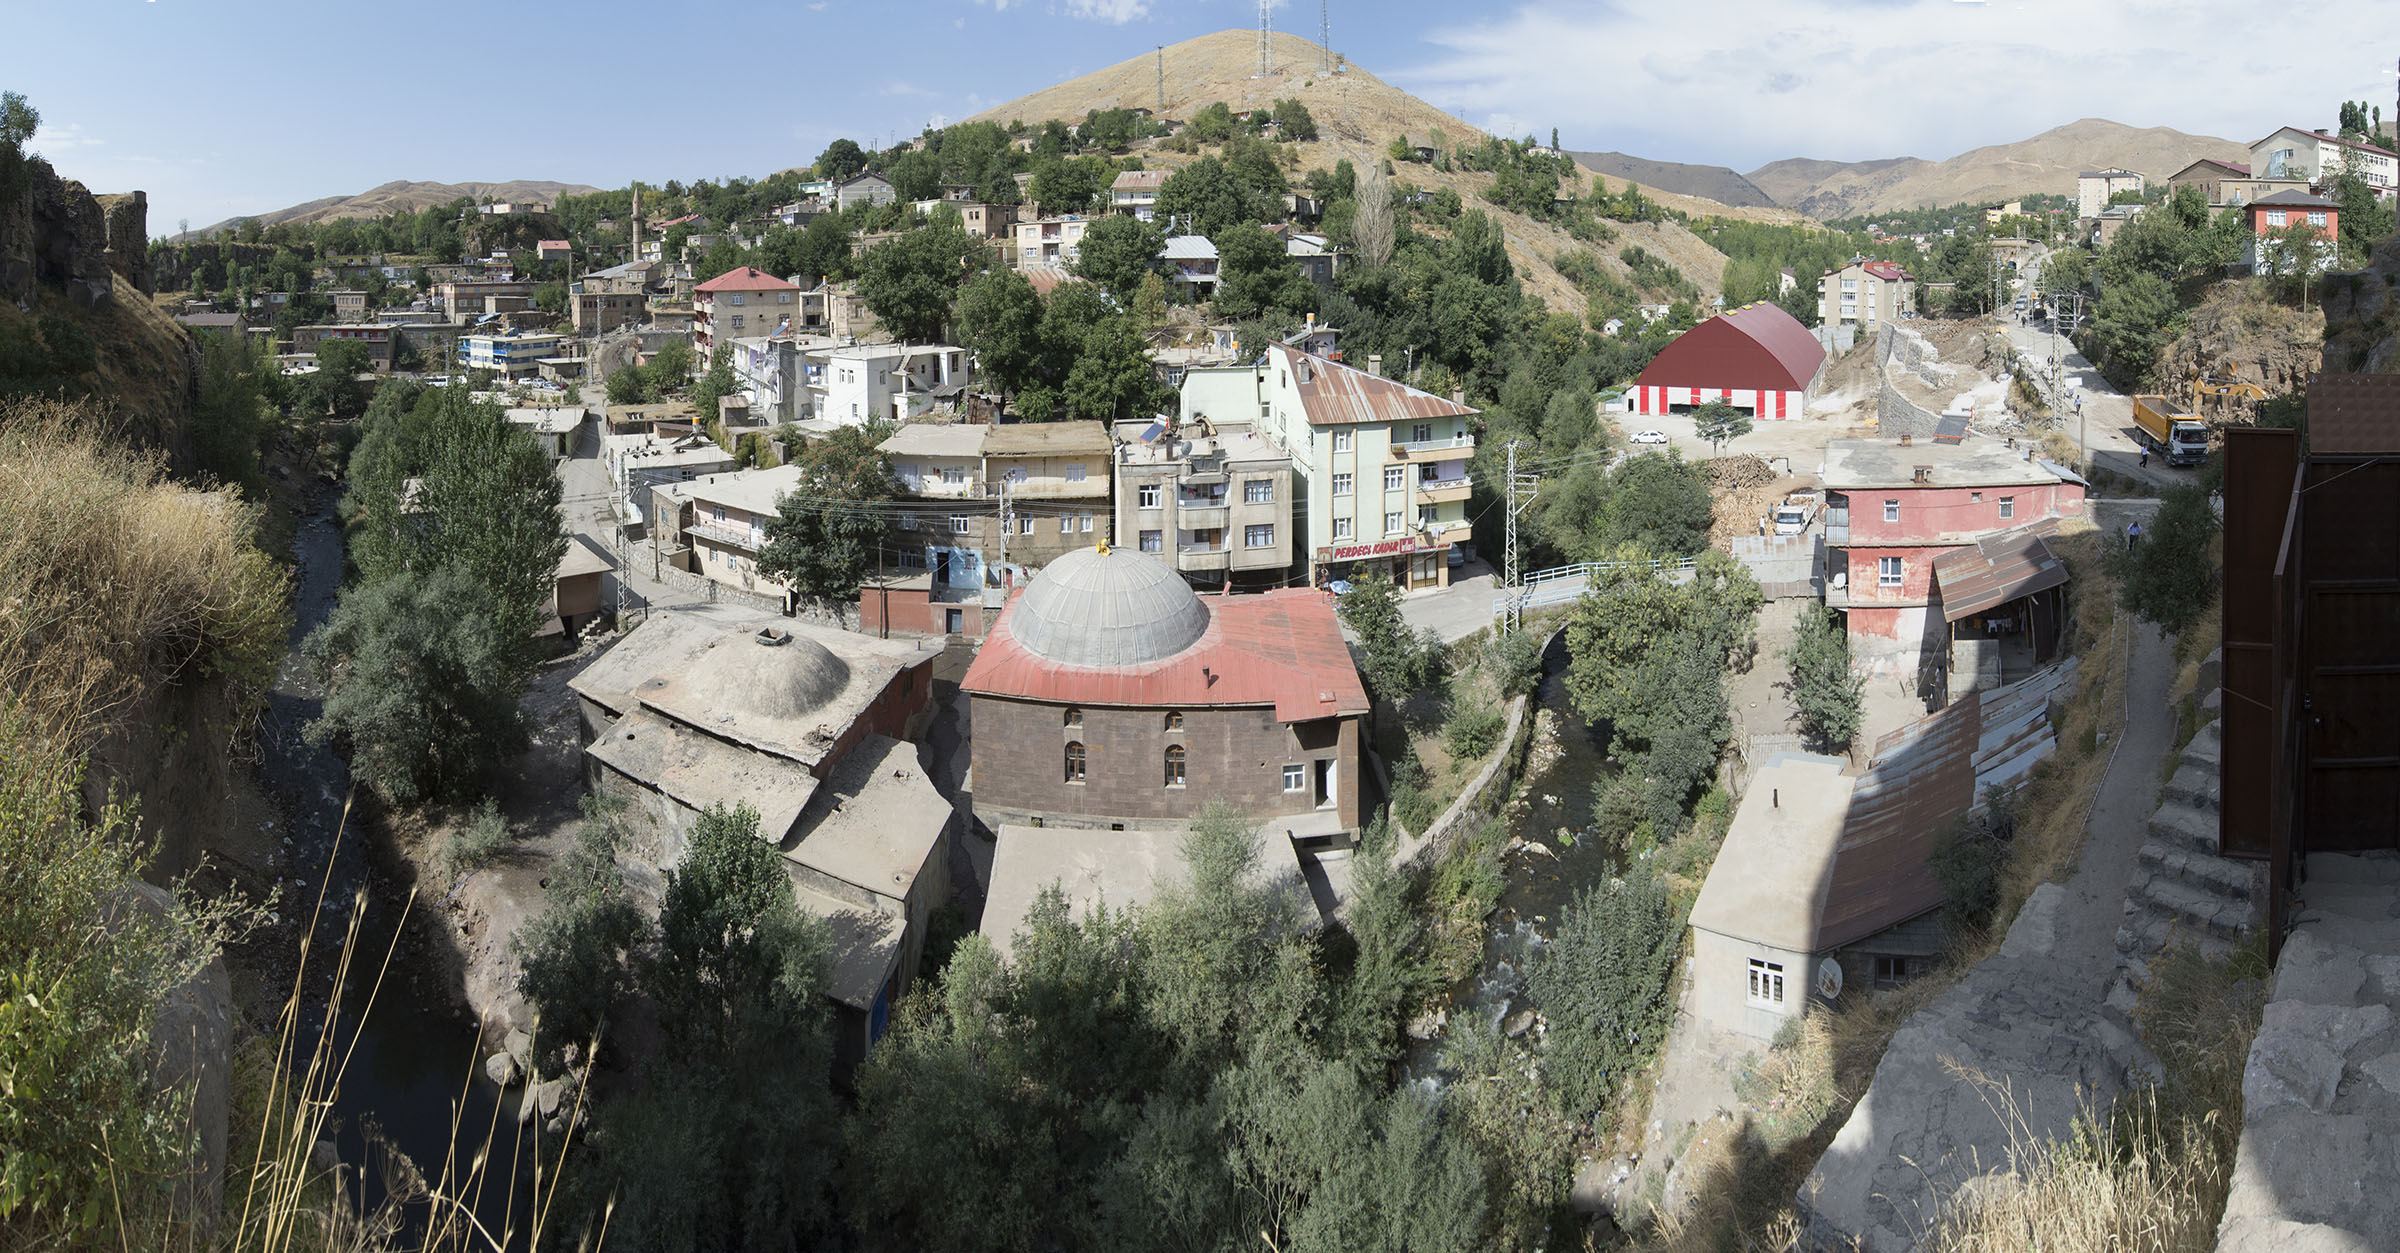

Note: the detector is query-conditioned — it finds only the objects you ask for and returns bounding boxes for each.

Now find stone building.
[960,546,1368,838]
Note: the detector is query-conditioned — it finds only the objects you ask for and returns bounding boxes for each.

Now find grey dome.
[679,628,851,718]
[1011,547,1210,667]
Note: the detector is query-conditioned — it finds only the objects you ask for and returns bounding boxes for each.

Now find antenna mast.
[1321,0,1332,74]
[1157,45,1165,111]
[1257,0,1271,77]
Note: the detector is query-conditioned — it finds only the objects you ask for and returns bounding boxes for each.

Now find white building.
[2075,168,2145,220]
[460,331,567,378]
[2250,126,2400,193]
[1687,754,1857,1041]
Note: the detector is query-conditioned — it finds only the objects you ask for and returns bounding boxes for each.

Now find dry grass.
[0,398,288,754]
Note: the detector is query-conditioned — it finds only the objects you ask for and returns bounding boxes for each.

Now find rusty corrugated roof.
[2306,373,2400,455]
[961,585,1369,721]
[1815,692,1982,949]
[1931,521,2067,622]
[1275,344,1477,428]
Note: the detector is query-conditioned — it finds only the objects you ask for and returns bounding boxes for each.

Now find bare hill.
[1563,151,1777,209]
[968,29,1813,314]
[1744,119,2250,219]
[199,179,601,235]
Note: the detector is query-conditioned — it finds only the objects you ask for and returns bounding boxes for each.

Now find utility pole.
[1157,45,1165,112]
[1502,441,1538,634]
[996,478,1011,575]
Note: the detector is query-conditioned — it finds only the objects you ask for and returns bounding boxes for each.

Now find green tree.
[1526,874,1680,1120]
[1073,213,1166,302]
[512,794,646,1065]
[1212,222,1316,321]
[756,423,900,613]
[192,330,272,491]
[1335,569,1435,714]
[2115,484,2219,635]
[1156,158,1252,238]
[1058,311,1168,423]
[302,337,374,421]
[1188,101,1237,144]
[816,137,867,181]
[1271,97,1319,142]
[1691,400,1753,456]
[2084,271,2179,387]
[956,269,1047,399]
[1782,603,1862,751]
[1028,156,1105,216]
[858,220,987,343]
[690,344,737,429]
[1598,449,1712,557]
[303,567,525,803]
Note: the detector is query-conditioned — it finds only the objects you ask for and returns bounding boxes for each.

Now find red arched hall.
[1630,302,1826,421]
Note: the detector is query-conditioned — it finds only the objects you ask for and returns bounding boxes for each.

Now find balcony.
[1178,544,1230,571]
[686,520,763,551]
[1176,503,1229,528]
[1415,477,1472,505]
[1390,433,1476,458]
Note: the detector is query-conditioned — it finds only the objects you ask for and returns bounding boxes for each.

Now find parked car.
[1630,428,1669,445]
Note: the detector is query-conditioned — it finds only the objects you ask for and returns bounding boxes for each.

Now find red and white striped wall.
[1631,386,1806,420]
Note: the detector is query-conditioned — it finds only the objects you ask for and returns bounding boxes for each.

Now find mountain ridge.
[1560,151,1778,209]
[1741,118,2249,219]
[197,178,601,236]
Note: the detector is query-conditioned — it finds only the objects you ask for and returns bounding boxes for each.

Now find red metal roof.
[1635,302,1826,396]
[1816,692,1982,948]
[1861,261,1912,283]
[696,266,799,294]
[961,586,1370,721]
[1274,344,1477,428]
[1931,521,2067,622]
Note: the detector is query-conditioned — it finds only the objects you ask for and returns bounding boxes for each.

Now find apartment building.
[880,421,1113,595]
[693,266,800,361]
[1113,417,1294,587]
[1181,344,1475,590]
[2250,126,2399,192]
[1013,216,1093,268]
[1817,259,1915,331]
[459,331,567,379]
[1109,169,1168,221]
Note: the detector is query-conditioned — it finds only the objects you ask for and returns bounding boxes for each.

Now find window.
[1018,515,1034,535]
[2309,211,2329,228]
[1969,491,1982,503]
[1163,745,1186,787]
[1079,513,1094,532]
[900,512,917,530]
[1064,707,1082,727]
[1283,764,1307,791]
[1331,472,1353,496]
[1997,495,2015,519]
[1060,515,1075,534]
[778,292,792,303]
[1873,955,1912,987]
[1333,517,1353,539]
[2266,209,2288,226]
[1138,483,1161,509]
[1066,463,1088,482]
[1411,423,1432,444]
[1332,431,1353,453]
[729,293,746,306]
[1064,741,1086,783]
[1244,478,1273,503]
[1841,277,1857,291]
[950,515,971,534]
[1245,524,1274,547]
[1878,556,1903,587]
[1418,505,1438,527]
[1384,467,1405,491]
[1004,467,1027,485]
[1747,959,1785,1008]
[1164,711,1184,731]
[1139,529,1163,552]
[1385,511,1403,535]
[730,314,745,329]
[1883,499,1899,522]
[939,465,965,485]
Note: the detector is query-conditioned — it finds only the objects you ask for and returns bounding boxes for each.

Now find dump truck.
[2132,395,2209,467]
[1772,491,1821,536]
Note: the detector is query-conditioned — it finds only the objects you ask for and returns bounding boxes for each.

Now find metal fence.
[1489,556,1699,616]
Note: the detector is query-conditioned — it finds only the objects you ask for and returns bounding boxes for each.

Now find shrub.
[437,797,511,879]
[1930,788,2019,939]
[1442,703,1506,763]
[1485,627,1544,700]
[2113,484,2220,635]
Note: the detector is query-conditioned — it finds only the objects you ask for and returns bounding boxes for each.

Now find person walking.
[2126,519,2142,551]
[2140,445,2150,468]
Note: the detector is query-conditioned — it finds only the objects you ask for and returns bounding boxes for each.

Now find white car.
[1630,428,1669,445]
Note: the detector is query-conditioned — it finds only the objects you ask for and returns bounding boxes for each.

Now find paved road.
[1998,318,2197,495]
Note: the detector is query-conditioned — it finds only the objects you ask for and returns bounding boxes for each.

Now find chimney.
[1898,431,1913,446]
[1914,465,1932,483]
[1367,353,1383,375]
[1772,788,1780,809]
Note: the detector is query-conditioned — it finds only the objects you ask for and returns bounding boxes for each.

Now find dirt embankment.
[2155,281,2325,424]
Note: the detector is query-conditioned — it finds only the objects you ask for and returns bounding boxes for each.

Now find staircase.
[2102,654,2268,1072]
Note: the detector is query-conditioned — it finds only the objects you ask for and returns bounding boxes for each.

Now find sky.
[9,0,2395,231]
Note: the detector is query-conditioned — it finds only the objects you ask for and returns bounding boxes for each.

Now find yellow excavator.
[2191,374,2270,416]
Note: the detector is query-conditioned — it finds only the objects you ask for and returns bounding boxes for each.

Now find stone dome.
[678,627,851,719]
[1010,547,1211,668]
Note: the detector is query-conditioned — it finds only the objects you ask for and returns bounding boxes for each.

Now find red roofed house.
[536,239,572,262]
[2242,189,2342,276]
[1816,258,1916,332]
[1632,301,1828,420]
[693,266,799,363]
[961,546,1369,837]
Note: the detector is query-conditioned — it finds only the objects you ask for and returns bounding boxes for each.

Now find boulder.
[484,1050,521,1088]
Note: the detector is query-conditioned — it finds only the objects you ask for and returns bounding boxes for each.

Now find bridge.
[1490,556,1698,616]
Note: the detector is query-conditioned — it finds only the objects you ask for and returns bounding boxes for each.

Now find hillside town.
[5,14,2400,1253]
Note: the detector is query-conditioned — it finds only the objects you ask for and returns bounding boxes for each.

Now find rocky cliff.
[1,157,152,308]
[2155,284,2325,423]
[2319,231,2400,374]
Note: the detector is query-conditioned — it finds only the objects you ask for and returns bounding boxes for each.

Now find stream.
[1411,634,1622,1073]
[257,490,517,1229]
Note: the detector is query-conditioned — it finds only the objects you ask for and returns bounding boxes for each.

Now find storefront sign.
[1317,535,1435,563]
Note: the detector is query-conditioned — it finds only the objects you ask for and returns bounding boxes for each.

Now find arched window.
[1064,706,1082,728]
[1163,744,1186,788]
[1065,741,1087,783]
[1163,710,1185,731]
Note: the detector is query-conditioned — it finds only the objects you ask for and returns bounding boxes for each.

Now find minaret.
[630,184,643,262]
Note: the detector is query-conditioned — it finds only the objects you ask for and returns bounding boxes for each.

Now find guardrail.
[1489,556,1699,615]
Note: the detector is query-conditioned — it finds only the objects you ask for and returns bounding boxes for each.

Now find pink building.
[1822,437,2085,687]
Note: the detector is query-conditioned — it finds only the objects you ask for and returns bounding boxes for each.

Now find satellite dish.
[1817,958,1845,1000]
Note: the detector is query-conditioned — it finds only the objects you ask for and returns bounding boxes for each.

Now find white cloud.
[881,80,937,98]
[1393,0,2395,170]
[974,0,1149,22]
[35,121,103,153]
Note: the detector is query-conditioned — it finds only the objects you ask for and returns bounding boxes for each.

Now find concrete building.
[437,279,536,321]
[2242,189,2342,275]
[293,323,398,372]
[694,266,801,361]
[460,331,567,379]
[879,420,1113,595]
[2166,157,2255,207]
[1284,233,1342,286]
[856,568,988,640]
[1630,301,1826,420]
[1821,436,2085,682]
[658,464,803,601]
[834,173,897,212]
[546,538,613,639]
[601,429,741,526]
[1817,259,1916,332]
[1113,416,1294,587]
[960,547,1370,836]
[2249,126,2399,192]
[1109,169,1168,220]
[2076,168,2146,220]
[1182,344,1475,589]
[504,405,587,460]
[1687,754,1858,1040]
[331,289,368,322]
[908,199,1016,240]
[571,287,647,335]
[1013,216,1093,268]
[1163,235,1220,296]
[567,608,944,1062]
[803,341,971,427]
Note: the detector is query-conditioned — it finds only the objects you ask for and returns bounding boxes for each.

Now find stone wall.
[1392,627,1559,870]
[0,158,140,309]
[95,190,151,294]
